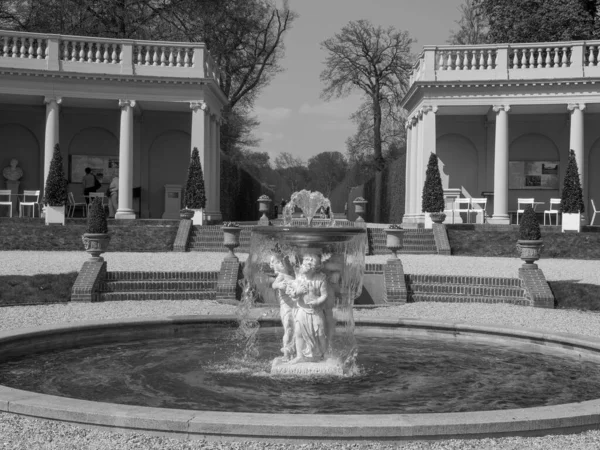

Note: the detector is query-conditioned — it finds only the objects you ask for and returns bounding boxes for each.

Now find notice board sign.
[70,155,119,184]
[509,161,559,189]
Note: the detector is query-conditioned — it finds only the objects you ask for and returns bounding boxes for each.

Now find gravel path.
[2,251,600,449]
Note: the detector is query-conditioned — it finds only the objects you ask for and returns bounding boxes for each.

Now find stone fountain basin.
[1,315,600,441]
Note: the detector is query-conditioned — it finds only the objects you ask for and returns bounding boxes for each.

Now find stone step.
[408,283,525,298]
[98,291,216,302]
[408,274,522,287]
[99,280,217,292]
[105,271,219,281]
[408,293,530,306]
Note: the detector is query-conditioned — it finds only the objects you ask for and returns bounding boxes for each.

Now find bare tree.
[320,20,413,170]
[274,152,308,192]
[447,0,489,45]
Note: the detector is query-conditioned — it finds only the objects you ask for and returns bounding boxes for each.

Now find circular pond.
[2,316,600,440]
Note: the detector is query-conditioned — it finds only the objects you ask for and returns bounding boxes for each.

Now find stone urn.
[180,209,195,220]
[82,233,111,260]
[384,227,404,259]
[429,212,446,224]
[222,224,241,259]
[353,197,368,223]
[257,195,272,225]
[516,240,544,267]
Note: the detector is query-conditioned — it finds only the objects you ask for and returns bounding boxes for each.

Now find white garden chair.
[543,198,560,226]
[0,190,13,218]
[19,190,40,217]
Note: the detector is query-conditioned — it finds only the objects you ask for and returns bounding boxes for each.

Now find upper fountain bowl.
[253,226,365,247]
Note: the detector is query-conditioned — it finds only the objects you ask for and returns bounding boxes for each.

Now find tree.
[183,147,206,209]
[43,144,68,206]
[560,149,584,214]
[274,152,308,193]
[235,149,271,179]
[320,20,414,169]
[307,152,348,198]
[421,153,445,213]
[447,0,489,45]
[480,0,597,43]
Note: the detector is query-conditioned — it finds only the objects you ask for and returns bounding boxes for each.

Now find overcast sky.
[253,0,465,164]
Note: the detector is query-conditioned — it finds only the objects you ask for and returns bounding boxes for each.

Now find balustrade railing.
[0,30,221,83]
[410,40,600,86]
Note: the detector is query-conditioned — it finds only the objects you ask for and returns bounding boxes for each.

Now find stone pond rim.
[2,315,600,441]
[251,226,366,247]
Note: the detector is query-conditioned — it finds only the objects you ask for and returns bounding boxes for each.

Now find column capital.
[190,100,209,113]
[119,99,136,110]
[567,103,586,112]
[44,96,62,105]
[492,104,510,113]
[421,105,438,115]
[410,116,418,126]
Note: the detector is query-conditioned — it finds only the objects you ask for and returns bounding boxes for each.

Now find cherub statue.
[269,253,296,361]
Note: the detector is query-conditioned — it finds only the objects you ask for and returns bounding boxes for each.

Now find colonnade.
[404,103,589,225]
[42,98,222,220]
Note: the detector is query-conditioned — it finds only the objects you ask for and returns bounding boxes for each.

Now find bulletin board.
[509,161,559,189]
[70,155,119,184]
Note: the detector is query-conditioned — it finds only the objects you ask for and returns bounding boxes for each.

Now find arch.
[509,133,559,161]
[0,123,41,192]
[68,127,119,157]
[588,137,600,221]
[436,133,478,198]
[148,130,191,218]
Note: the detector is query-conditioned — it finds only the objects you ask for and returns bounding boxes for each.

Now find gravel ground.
[2,251,600,449]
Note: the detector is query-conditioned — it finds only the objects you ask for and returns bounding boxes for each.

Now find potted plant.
[82,197,110,260]
[384,224,404,259]
[257,194,272,225]
[222,221,241,259]
[422,152,446,228]
[516,205,543,266]
[183,147,206,225]
[43,144,68,225]
[560,149,584,232]
[353,197,368,223]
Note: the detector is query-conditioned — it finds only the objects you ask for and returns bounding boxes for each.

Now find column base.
[487,215,510,225]
[115,209,136,220]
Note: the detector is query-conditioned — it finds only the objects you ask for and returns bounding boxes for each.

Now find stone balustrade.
[0,29,221,82]
[409,40,600,86]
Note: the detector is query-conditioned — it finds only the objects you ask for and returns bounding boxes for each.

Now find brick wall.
[71,259,107,302]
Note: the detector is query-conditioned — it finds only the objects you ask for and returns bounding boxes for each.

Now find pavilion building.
[0,30,227,220]
[401,41,600,225]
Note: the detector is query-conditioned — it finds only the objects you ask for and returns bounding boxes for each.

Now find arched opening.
[0,123,40,192]
[436,133,478,198]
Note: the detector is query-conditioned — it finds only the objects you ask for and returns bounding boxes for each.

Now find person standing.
[82,167,98,204]
[108,175,119,218]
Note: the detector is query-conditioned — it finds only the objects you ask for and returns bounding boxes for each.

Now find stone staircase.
[406,274,530,305]
[368,228,438,255]
[188,225,252,253]
[98,271,219,301]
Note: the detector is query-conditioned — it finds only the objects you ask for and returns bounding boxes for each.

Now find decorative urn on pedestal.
[222,222,241,260]
[179,208,195,220]
[257,195,272,225]
[516,205,543,267]
[82,197,110,260]
[353,197,368,223]
[384,224,404,259]
[422,153,446,229]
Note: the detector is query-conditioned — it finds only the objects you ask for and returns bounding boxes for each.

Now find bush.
[43,144,68,206]
[519,205,541,240]
[422,153,445,213]
[183,147,206,209]
[86,198,108,233]
[560,149,584,214]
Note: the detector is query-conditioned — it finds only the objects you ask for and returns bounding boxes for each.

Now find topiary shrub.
[183,147,206,209]
[43,144,68,206]
[86,198,108,234]
[421,153,445,213]
[519,205,541,240]
[560,149,584,214]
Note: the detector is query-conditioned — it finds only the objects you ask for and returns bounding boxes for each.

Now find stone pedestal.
[6,180,19,216]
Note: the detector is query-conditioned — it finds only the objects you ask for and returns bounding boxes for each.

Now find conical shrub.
[43,144,68,206]
[86,198,108,234]
[421,153,445,213]
[560,149,584,214]
[183,147,206,209]
[519,205,541,240]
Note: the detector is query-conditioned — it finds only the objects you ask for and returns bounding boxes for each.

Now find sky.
[253,0,465,164]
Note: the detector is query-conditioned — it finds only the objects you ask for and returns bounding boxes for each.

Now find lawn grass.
[549,281,600,311]
[0,219,178,252]
[0,273,78,306]
[448,228,600,259]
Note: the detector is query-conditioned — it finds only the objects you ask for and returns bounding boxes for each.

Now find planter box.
[45,205,65,225]
[192,208,204,226]
[562,212,581,232]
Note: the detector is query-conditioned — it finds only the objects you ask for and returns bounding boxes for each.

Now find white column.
[568,103,586,220]
[211,114,222,221]
[403,120,413,222]
[414,111,425,223]
[43,96,62,187]
[190,101,207,167]
[414,106,437,225]
[490,105,510,224]
[409,116,419,219]
[116,99,136,219]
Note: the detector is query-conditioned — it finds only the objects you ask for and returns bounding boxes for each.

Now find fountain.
[240,190,367,376]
